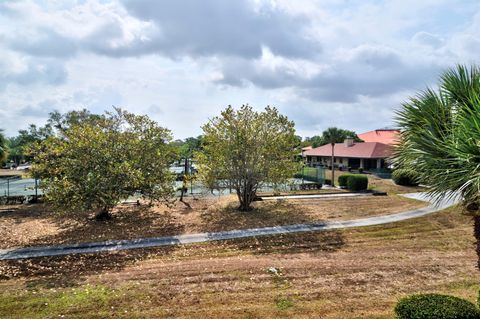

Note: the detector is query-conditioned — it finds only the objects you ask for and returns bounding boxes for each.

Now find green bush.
[346,175,368,191]
[395,294,480,319]
[338,174,353,187]
[392,169,420,186]
[324,179,332,185]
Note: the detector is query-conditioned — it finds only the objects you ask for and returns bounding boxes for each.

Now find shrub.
[346,175,368,191]
[324,179,332,185]
[338,174,353,187]
[395,294,480,319]
[392,169,420,186]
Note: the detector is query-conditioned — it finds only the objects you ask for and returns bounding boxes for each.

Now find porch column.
[360,158,364,169]
[376,158,382,169]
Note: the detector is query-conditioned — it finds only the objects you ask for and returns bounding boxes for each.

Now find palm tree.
[395,64,480,267]
[322,127,345,187]
[0,129,8,164]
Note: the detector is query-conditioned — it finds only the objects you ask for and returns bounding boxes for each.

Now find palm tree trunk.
[331,143,335,187]
[474,215,480,269]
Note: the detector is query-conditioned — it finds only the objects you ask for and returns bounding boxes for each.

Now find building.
[358,128,399,145]
[302,128,400,170]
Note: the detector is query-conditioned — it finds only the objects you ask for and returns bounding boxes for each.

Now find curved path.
[0,193,458,260]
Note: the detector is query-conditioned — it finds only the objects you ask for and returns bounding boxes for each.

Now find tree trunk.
[331,143,335,187]
[180,158,188,202]
[95,207,112,221]
[474,214,480,269]
[237,183,254,212]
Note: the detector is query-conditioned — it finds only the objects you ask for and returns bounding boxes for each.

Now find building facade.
[302,129,399,170]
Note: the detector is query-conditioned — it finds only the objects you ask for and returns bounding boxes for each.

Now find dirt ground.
[0,169,26,177]
[0,206,477,318]
[0,194,425,249]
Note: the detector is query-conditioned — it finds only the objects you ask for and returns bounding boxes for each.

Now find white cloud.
[0,0,479,139]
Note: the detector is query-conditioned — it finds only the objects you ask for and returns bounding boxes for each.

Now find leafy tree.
[304,135,325,148]
[196,105,299,211]
[303,129,362,148]
[178,136,203,201]
[30,108,176,220]
[395,65,480,267]
[0,129,8,164]
[7,109,99,165]
[7,124,54,165]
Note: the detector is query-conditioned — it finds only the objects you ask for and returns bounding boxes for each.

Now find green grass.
[275,297,295,310]
[0,285,147,319]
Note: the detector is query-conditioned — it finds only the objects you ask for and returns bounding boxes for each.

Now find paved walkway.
[261,192,374,200]
[0,193,458,260]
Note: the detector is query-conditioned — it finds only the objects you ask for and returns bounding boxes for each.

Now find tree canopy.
[6,109,100,165]
[30,108,176,220]
[304,128,362,148]
[196,105,299,211]
[0,130,8,163]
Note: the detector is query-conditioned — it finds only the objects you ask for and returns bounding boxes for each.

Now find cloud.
[0,56,67,90]
[117,0,318,59]
[412,32,444,48]
[7,28,78,58]
[215,44,442,103]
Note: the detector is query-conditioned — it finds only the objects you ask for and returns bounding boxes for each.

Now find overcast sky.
[0,0,479,139]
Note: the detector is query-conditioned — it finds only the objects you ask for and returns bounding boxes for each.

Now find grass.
[324,169,426,194]
[0,285,119,318]
[0,205,478,318]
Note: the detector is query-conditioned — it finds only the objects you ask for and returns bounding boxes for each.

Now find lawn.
[324,169,427,194]
[0,205,478,318]
[0,194,425,249]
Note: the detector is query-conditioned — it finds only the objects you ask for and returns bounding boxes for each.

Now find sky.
[0,0,479,139]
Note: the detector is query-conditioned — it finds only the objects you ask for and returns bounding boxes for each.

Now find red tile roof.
[358,129,399,145]
[303,142,393,159]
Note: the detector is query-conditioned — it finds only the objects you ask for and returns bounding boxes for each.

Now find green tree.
[30,108,176,220]
[7,109,99,165]
[395,64,480,267]
[304,135,325,148]
[0,129,8,164]
[196,105,299,211]
[178,136,203,201]
[304,129,362,148]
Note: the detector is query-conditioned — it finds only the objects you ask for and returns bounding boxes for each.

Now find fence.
[294,166,326,184]
[0,177,41,198]
[369,168,392,179]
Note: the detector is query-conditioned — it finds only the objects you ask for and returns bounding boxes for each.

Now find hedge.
[392,169,419,186]
[346,175,368,191]
[338,174,353,187]
[395,294,480,319]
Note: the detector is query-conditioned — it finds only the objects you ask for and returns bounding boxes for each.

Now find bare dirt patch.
[0,194,425,249]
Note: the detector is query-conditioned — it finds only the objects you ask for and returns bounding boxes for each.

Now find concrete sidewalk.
[0,192,458,260]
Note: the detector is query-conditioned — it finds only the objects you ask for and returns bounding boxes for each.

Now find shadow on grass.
[199,199,318,232]
[0,246,177,288]
[221,229,345,256]
[1,203,186,247]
